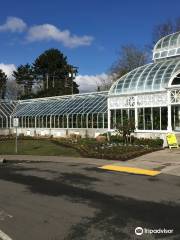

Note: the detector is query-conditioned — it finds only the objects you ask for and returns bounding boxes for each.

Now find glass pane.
[54,116,57,128]
[153,108,160,130]
[110,110,116,129]
[73,115,77,128]
[177,48,180,54]
[138,108,144,130]
[77,115,82,128]
[93,114,98,128]
[161,107,167,130]
[145,108,152,130]
[168,49,176,56]
[104,113,108,128]
[59,116,63,128]
[63,115,67,128]
[156,41,162,49]
[122,109,128,125]
[154,52,160,58]
[82,115,86,128]
[171,74,180,85]
[38,117,41,128]
[68,115,72,128]
[88,114,92,128]
[170,33,178,46]
[172,106,180,131]
[98,113,103,128]
[42,116,46,128]
[19,117,23,128]
[129,109,135,123]
[116,109,122,126]
[47,116,50,128]
[162,38,169,48]
[160,51,168,58]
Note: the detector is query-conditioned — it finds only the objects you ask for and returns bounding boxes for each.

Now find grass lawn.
[0,139,81,157]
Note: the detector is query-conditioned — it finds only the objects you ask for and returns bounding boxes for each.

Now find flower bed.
[52,137,163,161]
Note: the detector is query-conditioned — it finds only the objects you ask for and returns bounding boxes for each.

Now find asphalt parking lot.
[0,154,180,240]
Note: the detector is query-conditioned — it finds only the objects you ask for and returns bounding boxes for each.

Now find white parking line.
[0,230,13,240]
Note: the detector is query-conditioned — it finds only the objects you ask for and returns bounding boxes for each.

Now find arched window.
[171,73,180,85]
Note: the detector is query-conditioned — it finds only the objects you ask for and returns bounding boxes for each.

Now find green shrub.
[108,134,163,148]
[109,135,124,143]
[133,137,163,147]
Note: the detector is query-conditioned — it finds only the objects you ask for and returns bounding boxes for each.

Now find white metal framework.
[153,31,180,61]
[0,101,16,129]
[10,92,108,129]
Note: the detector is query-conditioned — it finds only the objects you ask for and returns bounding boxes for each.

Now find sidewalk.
[0,154,117,166]
[1,148,180,176]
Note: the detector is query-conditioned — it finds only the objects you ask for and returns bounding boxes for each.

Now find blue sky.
[0,0,180,91]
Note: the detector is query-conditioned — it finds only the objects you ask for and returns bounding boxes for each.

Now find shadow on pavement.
[0,163,179,240]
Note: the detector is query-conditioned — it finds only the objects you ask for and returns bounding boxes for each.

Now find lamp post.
[68,66,78,95]
[13,118,19,153]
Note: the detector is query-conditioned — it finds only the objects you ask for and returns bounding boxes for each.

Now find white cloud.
[27,24,94,48]
[75,73,110,92]
[0,63,16,77]
[0,17,27,32]
[0,16,93,48]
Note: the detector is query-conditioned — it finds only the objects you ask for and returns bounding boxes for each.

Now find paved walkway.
[109,148,180,176]
[0,154,117,166]
[1,148,180,176]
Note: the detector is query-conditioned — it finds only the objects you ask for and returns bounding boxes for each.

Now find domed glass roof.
[109,58,180,95]
[153,31,180,61]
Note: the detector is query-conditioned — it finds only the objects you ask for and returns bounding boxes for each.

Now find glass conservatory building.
[0,31,180,143]
[0,92,108,137]
[108,31,180,142]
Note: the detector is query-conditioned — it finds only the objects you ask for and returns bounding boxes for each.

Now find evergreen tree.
[13,64,34,99]
[33,48,79,97]
[0,69,7,99]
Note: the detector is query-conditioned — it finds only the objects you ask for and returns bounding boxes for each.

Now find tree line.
[1,48,79,100]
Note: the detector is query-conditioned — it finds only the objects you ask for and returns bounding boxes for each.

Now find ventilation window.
[168,49,176,56]
[160,51,168,58]
[154,52,160,59]
[177,48,180,54]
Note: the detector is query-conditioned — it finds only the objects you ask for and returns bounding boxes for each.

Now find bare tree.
[96,45,148,91]
[152,18,180,45]
[110,44,148,80]
[96,74,115,91]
